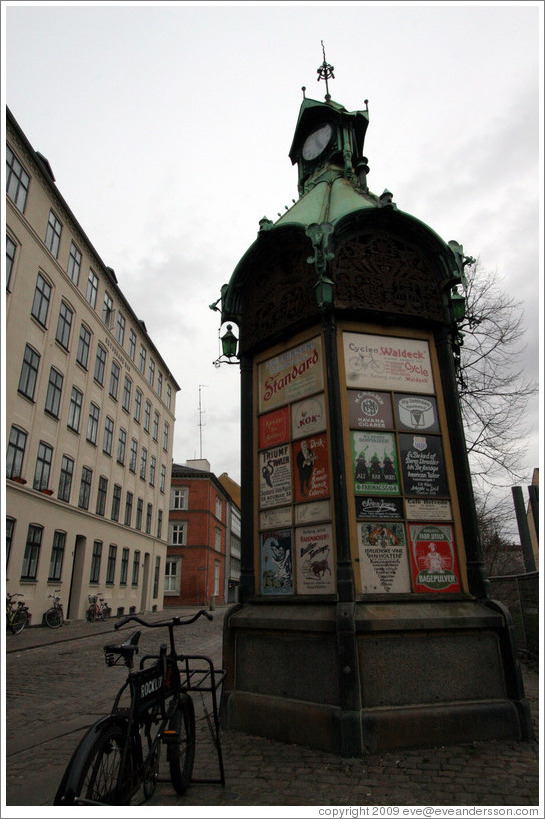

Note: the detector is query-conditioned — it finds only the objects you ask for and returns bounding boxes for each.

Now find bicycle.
[87,593,111,622]
[54,609,226,805]
[44,590,64,629]
[6,593,31,634]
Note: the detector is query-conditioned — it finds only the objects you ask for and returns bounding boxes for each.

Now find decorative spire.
[317,40,335,102]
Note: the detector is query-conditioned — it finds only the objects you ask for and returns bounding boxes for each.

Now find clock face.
[302,123,332,161]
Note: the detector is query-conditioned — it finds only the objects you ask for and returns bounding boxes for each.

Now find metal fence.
[489,572,539,659]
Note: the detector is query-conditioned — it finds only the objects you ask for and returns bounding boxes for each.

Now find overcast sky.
[3,2,542,513]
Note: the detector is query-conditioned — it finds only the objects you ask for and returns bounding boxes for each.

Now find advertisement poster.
[355,496,404,520]
[351,431,401,495]
[295,524,336,595]
[358,522,412,594]
[394,394,440,433]
[295,499,331,525]
[259,444,292,509]
[343,332,434,394]
[258,337,324,413]
[259,406,290,449]
[399,434,448,496]
[261,529,294,595]
[293,434,330,503]
[408,523,461,593]
[260,506,292,530]
[405,498,452,521]
[348,390,393,430]
[291,393,326,440]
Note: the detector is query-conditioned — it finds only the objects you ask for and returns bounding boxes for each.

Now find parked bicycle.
[54,609,226,805]
[87,593,111,622]
[44,590,64,629]
[6,592,31,634]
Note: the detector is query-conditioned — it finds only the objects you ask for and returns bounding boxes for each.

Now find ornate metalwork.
[317,41,335,102]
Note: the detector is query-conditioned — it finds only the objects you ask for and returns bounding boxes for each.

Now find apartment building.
[218,472,242,602]
[5,108,180,623]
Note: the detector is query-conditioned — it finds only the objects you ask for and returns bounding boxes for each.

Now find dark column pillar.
[239,353,255,601]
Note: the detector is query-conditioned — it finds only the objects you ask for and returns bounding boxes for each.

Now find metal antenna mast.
[198,385,207,459]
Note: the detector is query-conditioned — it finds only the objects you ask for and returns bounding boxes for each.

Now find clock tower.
[214,51,532,755]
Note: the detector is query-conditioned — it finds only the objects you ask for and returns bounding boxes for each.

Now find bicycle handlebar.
[114,609,213,631]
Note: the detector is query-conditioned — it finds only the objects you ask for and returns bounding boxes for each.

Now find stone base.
[222,599,533,755]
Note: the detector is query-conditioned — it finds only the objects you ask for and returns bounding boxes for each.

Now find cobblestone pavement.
[4,606,541,813]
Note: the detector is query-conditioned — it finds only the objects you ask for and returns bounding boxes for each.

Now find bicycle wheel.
[44,606,62,629]
[87,606,96,622]
[55,719,135,805]
[101,606,110,622]
[10,608,27,635]
[167,693,195,795]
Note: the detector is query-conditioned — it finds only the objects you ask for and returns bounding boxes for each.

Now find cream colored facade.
[5,108,179,623]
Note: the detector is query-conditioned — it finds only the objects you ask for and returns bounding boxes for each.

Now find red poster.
[408,523,462,593]
[259,407,290,449]
[293,434,330,503]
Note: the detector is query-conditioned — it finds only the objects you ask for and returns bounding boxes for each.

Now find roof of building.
[171,462,240,509]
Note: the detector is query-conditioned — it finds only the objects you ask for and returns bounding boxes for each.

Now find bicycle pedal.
[161,729,178,743]
[104,651,116,666]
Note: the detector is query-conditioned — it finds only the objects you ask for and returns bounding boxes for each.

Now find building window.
[128,328,136,360]
[48,531,66,582]
[78,466,92,510]
[215,527,222,553]
[6,235,17,290]
[157,372,163,398]
[102,292,113,326]
[86,402,100,444]
[214,561,220,597]
[103,416,114,455]
[132,550,140,585]
[45,210,62,258]
[55,301,73,350]
[90,540,102,583]
[122,376,132,412]
[139,344,146,374]
[31,273,52,327]
[146,503,152,534]
[170,523,186,546]
[106,545,117,585]
[94,344,107,386]
[134,389,142,423]
[117,428,126,465]
[153,410,159,441]
[33,441,53,490]
[18,344,40,400]
[67,387,83,432]
[109,361,120,400]
[160,464,166,494]
[164,559,178,593]
[216,497,223,520]
[58,455,74,502]
[153,556,161,598]
[6,145,30,212]
[157,509,163,539]
[148,358,155,387]
[171,488,188,510]
[124,491,133,526]
[7,426,27,479]
[166,384,172,410]
[140,448,147,481]
[116,311,125,346]
[135,498,143,530]
[111,484,122,522]
[96,476,108,516]
[149,456,156,487]
[67,242,82,285]
[86,269,98,309]
[163,422,169,451]
[129,438,138,473]
[144,400,151,432]
[120,548,129,585]
[21,525,42,580]
[76,324,91,369]
[6,518,15,567]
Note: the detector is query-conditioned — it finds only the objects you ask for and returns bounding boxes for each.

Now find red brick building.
[164,460,230,607]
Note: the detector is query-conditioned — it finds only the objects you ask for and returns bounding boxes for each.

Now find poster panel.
[358,522,412,594]
[295,524,336,594]
[355,496,404,520]
[295,499,331,525]
[259,406,290,450]
[348,390,394,430]
[258,337,324,413]
[291,393,327,440]
[394,394,440,433]
[261,529,294,595]
[408,523,462,593]
[260,506,292,530]
[343,332,434,394]
[399,434,448,496]
[405,498,452,521]
[351,431,400,495]
[293,434,330,503]
[259,444,292,509]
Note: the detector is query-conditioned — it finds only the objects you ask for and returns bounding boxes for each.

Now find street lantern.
[213,323,239,367]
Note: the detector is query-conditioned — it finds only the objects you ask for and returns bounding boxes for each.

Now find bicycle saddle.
[104,629,141,666]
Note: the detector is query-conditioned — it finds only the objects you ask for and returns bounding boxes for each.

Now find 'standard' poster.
[261,529,294,595]
[408,523,461,593]
[258,337,324,413]
[358,522,412,594]
[295,524,335,595]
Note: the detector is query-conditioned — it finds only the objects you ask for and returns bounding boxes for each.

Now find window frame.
[86,268,98,309]
[48,530,66,582]
[45,210,62,258]
[78,466,93,510]
[33,440,53,491]
[18,344,40,401]
[21,524,42,580]
[6,144,30,212]
[58,454,74,502]
[7,426,27,480]
[67,241,82,285]
[67,386,83,433]
[76,324,92,369]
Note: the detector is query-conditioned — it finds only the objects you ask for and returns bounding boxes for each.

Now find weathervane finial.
[317,40,335,102]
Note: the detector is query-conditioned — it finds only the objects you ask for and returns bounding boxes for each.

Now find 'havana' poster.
[358,521,412,593]
[408,523,461,593]
[343,332,435,394]
[351,431,400,495]
[348,390,394,430]
[261,529,294,595]
[295,524,335,595]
